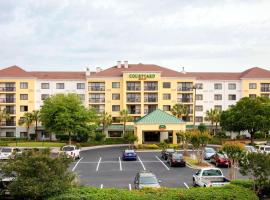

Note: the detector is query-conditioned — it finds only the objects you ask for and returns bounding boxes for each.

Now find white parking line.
[119,157,122,171]
[129,184,132,191]
[138,156,146,170]
[72,157,83,171]
[155,156,170,170]
[183,182,189,189]
[100,184,103,189]
[96,157,102,171]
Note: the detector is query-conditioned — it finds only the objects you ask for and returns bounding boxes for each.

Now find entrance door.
[143,131,160,143]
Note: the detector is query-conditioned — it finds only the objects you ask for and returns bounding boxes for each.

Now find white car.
[245,145,257,153]
[204,147,216,160]
[0,147,21,160]
[257,145,270,154]
[61,145,81,160]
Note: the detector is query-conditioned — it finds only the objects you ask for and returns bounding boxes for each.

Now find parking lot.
[70,146,247,189]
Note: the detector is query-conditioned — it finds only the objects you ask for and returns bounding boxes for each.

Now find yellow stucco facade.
[241,79,270,98]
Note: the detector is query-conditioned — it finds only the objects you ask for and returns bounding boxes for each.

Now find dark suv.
[161,148,175,160]
[134,170,161,189]
[167,152,186,167]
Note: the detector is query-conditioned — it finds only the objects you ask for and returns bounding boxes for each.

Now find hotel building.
[0,62,270,143]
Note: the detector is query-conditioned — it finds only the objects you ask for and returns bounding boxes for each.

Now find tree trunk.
[35,120,38,141]
[69,132,71,145]
[250,131,255,145]
[123,121,126,136]
[211,122,214,135]
[215,122,218,135]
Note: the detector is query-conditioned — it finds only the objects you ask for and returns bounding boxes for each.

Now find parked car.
[161,148,175,160]
[61,145,80,160]
[210,153,231,167]
[167,152,186,167]
[245,145,257,153]
[0,147,22,160]
[192,168,230,187]
[134,170,161,189]
[257,145,270,154]
[122,149,137,161]
[204,147,216,160]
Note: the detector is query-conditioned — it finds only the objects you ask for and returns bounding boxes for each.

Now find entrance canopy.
[134,109,186,144]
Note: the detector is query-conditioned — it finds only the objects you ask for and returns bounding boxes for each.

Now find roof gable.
[240,67,270,79]
[135,109,183,124]
[0,66,32,77]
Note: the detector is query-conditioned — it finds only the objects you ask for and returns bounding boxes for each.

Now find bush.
[56,134,70,141]
[231,179,254,190]
[167,144,180,149]
[94,132,106,142]
[48,185,258,200]
[254,131,266,139]
[136,144,159,149]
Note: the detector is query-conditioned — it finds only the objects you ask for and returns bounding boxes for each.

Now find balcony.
[0,121,16,126]
[144,97,158,103]
[177,87,192,91]
[89,98,105,103]
[127,86,141,91]
[177,98,193,103]
[144,109,157,114]
[0,87,16,92]
[6,110,16,114]
[0,98,16,103]
[261,88,270,92]
[144,86,158,91]
[89,86,105,91]
[128,109,141,114]
[127,97,141,103]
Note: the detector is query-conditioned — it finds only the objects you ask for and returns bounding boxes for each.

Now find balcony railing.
[177,98,193,103]
[144,97,158,102]
[144,86,158,91]
[261,88,270,92]
[127,86,141,91]
[0,121,16,126]
[127,97,141,103]
[6,110,16,114]
[177,87,192,91]
[0,98,16,103]
[0,87,16,92]
[89,86,105,91]
[144,109,157,114]
[128,109,141,114]
[89,98,105,103]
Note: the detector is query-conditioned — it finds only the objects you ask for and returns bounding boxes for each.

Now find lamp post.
[192,85,197,129]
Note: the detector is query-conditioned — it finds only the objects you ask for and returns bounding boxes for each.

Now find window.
[112,93,120,100]
[163,82,171,88]
[214,94,222,100]
[90,82,105,91]
[41,94,49,100]
[249,83,257,89]
[112,105,120,111]
[196,94,203,100]
[249,94,256,98]
[195,105,203,111]
[78,94,85,101]
[195,117,203,122]
[41,83,49,89]
[6,132,14,137]
[163,105,171,111]
[261,83,270,92]
[195,83,203,89]
[108,131,122,138]
[56,83,64,89]
[214,105,222,111]
[228,83,236,90]
[127,82,140,91]
[112,82,120,88]
[228,94,236,100]
[20,106,28,112]
[214,83,222,90]
[20,82,28,89]
[20,132,28,138]
[77,83,85,89]
[163,93,171,100]
[20,94,28,100]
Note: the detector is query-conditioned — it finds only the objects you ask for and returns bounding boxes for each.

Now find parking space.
[71,146,247,189]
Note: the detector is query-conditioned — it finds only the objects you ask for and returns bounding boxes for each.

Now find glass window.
[78,94,85,101]
[249,94,256,98]
[20,94,28,100]
[112,82,120,88]
[214,94,222,100]
[214,105,222,111]
[228,83,236,90]
[56,83,64,89]
[195,83,203,89]
[20,105,28,112]
[249,83,257,89]
[41,83,49,89]
[20,82,28,89]
[214,83,222,90]
[90,82,105,91]
[195,105,203,111]
[112,105,120,111]
[108,131,122,138]
[112,93,120,100]
[261,83,270,92]
[196,94,203,100]
[6,132,14,137]
[163,93,171,100]
[163,82,171,88]
[195,117,203,122]
[41,94,49,100]
[77,83,85,89]
[163,105,171,111]
[228,94,236,100]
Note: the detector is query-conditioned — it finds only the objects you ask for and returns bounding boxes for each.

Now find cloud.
[0,0,270,72]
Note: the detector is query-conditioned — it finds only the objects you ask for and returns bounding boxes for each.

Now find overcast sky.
[1,0,270,72]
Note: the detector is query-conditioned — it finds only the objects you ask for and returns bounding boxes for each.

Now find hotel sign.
[159,125,166,130]
[129,73,156,80]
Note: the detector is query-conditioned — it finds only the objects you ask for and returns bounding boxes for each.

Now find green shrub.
[94,132,106,142]
[254,131,266,139]
[231,179,254,190]
[48,185,258,200]
[136,144,160,149]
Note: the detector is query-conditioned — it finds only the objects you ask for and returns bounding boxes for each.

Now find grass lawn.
[8,142,66,148]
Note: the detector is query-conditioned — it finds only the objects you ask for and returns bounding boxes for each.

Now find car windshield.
[265,147,270,151]
[202,169,222,176]
[205,148,215,153]
[62,146,75,151]
[125,150,135,153]
[172,153,183,159]
[245,146,256,152]
[1,148,12,153]
[139,176,158,184]
[217,153,228,158]
[166,149,175,152]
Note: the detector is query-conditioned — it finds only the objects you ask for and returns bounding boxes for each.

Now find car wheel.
[215,162,219,167]
[169,161,172,167]
[192,179,196,187]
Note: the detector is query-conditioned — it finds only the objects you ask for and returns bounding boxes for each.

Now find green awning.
[97,125,134,131]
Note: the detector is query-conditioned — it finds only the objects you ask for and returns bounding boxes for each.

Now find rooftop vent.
[124,61,128,68]
[181,67,186,74]
[86,67,91,76]
[117,61,121,68]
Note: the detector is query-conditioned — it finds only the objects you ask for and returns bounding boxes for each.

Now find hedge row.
[48,185,258,200]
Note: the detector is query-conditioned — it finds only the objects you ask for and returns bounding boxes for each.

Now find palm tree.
[98,112,112,136]
[0,109,10,136]
[18,112,33,139]
[31,110,40,141]
[119,109,132,136]
[171,104,189,121]
[205,109,221,135]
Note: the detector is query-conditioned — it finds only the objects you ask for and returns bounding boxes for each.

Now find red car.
[210,153,231,167]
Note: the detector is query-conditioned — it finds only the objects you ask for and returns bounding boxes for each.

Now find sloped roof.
[90,63,192,78]
[240,67,270,79]
[187,72,241,80]
[30,71,85,80]
[135,109,184,124]
[0,66,33,77]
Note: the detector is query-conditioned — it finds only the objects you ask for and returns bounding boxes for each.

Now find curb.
[80,144,129,151]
